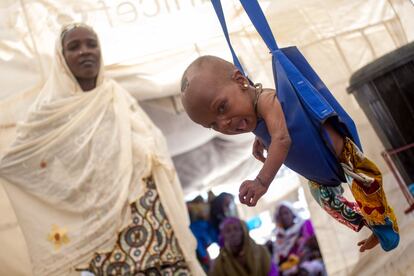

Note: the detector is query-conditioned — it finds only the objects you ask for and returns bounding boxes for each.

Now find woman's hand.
[252,137,266,163]
[239,178,268,206]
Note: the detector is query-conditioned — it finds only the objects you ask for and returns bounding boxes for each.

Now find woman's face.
[276,205,295,229]
[62,27,101,80]
[222,221,244,251]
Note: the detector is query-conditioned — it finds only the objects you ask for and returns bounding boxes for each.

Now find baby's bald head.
[179,55,257,134]
[181,55,236,93]
[180,56,237,117]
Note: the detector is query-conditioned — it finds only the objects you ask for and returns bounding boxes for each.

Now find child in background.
[180,55,399,253]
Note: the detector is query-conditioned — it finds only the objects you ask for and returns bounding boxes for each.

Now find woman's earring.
[243,83,249,88]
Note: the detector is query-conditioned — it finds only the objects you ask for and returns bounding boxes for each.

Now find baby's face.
[182,79,257,135]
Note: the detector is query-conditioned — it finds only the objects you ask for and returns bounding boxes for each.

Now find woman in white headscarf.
[273,201,323,276]
[0,23,204,276]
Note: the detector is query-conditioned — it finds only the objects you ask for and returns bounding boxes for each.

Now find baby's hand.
[252,138,266,163]
[239,179,268,206]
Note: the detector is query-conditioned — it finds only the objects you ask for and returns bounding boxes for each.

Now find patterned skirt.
[79,177,191,276]
[308,137,399,251]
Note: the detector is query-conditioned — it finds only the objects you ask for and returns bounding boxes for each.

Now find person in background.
[297,236,327,276]
[188,196,217,272]
[209,192,238,238]
[273,202,325,276]
[210,217,278,276]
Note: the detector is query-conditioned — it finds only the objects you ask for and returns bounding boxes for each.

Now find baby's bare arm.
[239,92,291,206]
[256,92,291,188]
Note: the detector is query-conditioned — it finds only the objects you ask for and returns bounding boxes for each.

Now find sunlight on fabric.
[248,186,310,245]
[0,47,13,61]
[207,242,221,260]
[262,167,300,203]
[205,165,300,204]
[94,1,241,65]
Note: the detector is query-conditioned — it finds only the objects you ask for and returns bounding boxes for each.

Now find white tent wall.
[0,0,413,275]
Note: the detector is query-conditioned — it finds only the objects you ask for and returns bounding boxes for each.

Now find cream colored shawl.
[0,30,203,276]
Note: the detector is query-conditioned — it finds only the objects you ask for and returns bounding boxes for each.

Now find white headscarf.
[273,201,305,260]
[0,24,203,276]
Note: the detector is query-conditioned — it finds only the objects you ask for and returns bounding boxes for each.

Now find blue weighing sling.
[211,0,362,187]
[210,0,400,252]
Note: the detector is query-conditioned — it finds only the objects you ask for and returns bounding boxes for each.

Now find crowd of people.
[187,193,327,276]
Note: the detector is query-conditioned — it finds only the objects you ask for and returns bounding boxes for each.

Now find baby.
[180,55,399,253]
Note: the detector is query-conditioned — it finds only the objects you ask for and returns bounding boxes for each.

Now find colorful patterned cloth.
[79,177,191,275]
[308,137,399,251]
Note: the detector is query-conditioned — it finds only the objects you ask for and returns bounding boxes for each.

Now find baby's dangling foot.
[357,233,379,252]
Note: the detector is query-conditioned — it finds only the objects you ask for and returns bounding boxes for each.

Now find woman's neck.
[283,222,295,230]
[230,244,244,256]
[77,78,97,91]
[250,83,263,117]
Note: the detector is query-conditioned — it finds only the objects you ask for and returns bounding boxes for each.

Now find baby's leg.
[339,137,399,252]
[322,120,345,157]
[308,182,381,252]
[307,181,364,232]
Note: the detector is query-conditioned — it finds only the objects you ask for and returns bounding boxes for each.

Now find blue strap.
[211,0,335,119]
[276,51,335,120]
[238,0,279,52]
[211,0,246,75]
[211,0,279,65]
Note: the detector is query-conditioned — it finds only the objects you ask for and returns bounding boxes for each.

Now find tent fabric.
[1,0,411,167]
[0,0,413,275]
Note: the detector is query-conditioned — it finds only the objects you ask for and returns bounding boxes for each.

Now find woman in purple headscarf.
[210,217,278,276]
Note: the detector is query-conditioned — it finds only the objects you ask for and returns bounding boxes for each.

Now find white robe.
[0,28,203,276]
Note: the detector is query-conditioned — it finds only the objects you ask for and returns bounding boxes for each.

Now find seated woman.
[0,23,203,276]
[209,192,238,238]
[273,202,325,276]
[210,217,277,276]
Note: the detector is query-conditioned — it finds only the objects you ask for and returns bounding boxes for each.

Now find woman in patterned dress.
[0,23,204,276]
